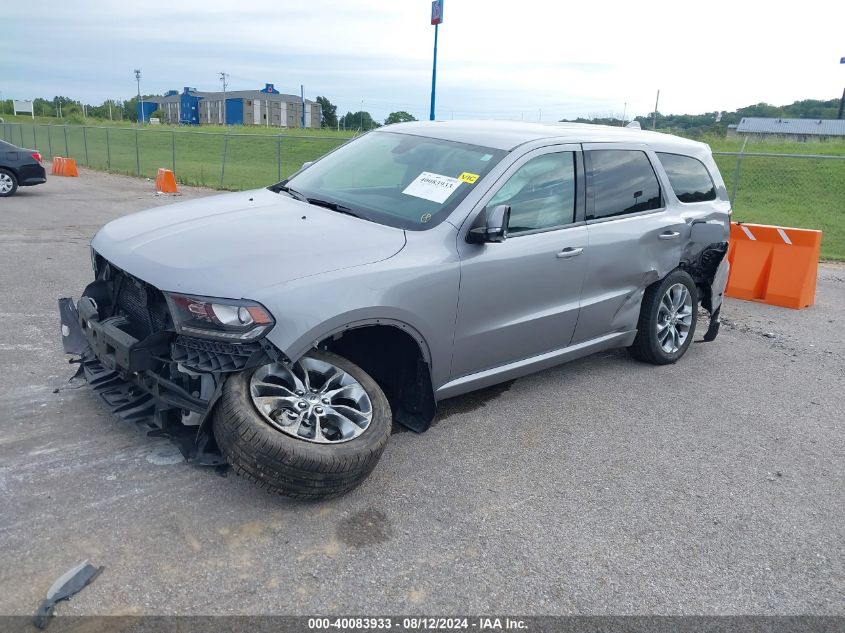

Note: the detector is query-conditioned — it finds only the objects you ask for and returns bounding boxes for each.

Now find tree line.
[7,93,836,135]
[561,98,843,137]
[0,94,418,130]
[0,96,135,122]
[315,97,415,130]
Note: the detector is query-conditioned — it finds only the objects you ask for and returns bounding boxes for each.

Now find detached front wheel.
[213,349,392,499]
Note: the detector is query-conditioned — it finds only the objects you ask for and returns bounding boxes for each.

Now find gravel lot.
[0,169,842,616]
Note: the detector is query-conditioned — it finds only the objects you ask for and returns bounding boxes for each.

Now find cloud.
[3,0,844,123]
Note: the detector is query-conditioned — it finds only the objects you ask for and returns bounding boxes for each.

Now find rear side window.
[657,152,717,203]
[588,150,662,220]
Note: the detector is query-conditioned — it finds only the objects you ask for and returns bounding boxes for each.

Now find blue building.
[143,83,321,127]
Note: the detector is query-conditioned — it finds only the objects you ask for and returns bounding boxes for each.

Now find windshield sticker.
[402,172,462,204]
[459,172,480,184]
[480,154,493,161]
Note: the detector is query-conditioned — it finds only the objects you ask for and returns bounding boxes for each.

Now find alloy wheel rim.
[0,174,12,193]
[656,283,694,353]
[250,357,373,444]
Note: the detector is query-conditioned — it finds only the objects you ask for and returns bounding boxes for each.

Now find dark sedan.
[0,139,47,197]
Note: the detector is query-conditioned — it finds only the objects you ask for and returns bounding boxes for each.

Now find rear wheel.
[629,269,698,365]
[213,349,392,499]
[0,169,18,197]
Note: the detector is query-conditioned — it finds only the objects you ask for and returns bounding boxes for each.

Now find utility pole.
[429,0,444,120]
[219,71,229,125]
[652,89,660,130]
[301,85,306,129]
[134,69,143,125]
[622,102,627,126]
[108,100,113,121]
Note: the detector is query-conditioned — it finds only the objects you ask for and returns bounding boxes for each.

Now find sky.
[3,0,844,123]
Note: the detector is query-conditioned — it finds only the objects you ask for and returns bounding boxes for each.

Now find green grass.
[1,118,356,189]
[2,119,844,259]
[1,113,358,138]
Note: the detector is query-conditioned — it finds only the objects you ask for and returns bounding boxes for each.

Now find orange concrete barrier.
[50,157,78,177]
[725,222,822,309]
[155,168,178,193]
[63,158,78,177]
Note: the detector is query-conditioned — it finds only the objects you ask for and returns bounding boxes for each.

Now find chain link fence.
[1,122,348,190]
[2,122,843,257]
[712,150,845,259]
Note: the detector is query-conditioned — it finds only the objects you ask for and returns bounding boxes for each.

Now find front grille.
[109,266,170,337]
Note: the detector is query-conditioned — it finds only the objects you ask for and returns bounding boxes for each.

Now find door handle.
[659,231,681,240]
[556,247,583,259]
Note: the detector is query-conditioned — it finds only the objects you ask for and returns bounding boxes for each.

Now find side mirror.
[301,161,314,170]
[467,205,510,244]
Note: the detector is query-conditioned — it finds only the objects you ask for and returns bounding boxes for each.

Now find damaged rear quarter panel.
[572,143,730,344]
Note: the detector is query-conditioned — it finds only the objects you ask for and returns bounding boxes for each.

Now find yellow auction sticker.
[459,172,480,184]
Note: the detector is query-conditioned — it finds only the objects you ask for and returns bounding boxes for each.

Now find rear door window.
[587,150,662,220]
[656,152,717,203]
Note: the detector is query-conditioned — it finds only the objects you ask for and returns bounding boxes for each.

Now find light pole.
[134,69,143,125]
[219,71,229,125]
[652,89,660,130]
[429,0,444,121]
[838,57,845,120]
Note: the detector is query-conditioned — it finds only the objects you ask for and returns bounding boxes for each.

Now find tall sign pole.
[429,0,444,121]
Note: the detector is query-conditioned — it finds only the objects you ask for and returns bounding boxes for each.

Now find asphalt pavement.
[0,169,842,616]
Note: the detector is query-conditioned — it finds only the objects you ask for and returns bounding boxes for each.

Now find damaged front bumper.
[59,294,275,464]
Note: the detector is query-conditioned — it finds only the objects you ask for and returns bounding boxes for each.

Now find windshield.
[280,131,507,230]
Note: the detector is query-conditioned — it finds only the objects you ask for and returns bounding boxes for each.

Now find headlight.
[164,293,274,342]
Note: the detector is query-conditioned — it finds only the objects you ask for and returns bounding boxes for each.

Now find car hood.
[91,188,407,297]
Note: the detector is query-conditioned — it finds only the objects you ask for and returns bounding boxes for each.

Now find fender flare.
[286,317,433,368]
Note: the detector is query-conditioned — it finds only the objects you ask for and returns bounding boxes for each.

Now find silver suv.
[60,121,730,499]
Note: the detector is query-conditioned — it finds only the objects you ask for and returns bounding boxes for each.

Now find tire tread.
[213,349,391,500]
[629,269,698,365]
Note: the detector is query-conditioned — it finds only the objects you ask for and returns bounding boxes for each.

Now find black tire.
[629,269,699,365]
[0,168,18,197]
[213,349,392,500]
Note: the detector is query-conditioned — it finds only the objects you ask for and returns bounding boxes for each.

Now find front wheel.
[213,349,392,499]
[0,169,18,197]
[629,269,699,365]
